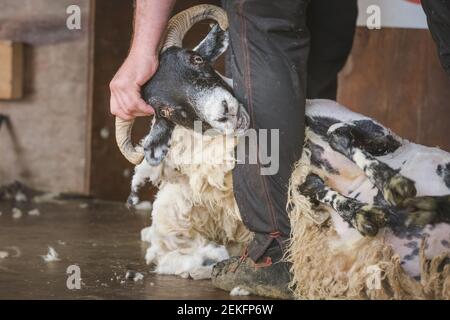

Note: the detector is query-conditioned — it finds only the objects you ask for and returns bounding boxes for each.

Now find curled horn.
[115,117,144,165]
[115,5,228,165]
[162,4,229,51]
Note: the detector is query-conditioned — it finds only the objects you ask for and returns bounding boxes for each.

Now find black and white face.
[140,24,250,165]
[187,62,250,135]
[145,46,249,134]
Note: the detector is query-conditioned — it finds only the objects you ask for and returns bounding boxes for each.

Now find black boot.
[211,245,294,299]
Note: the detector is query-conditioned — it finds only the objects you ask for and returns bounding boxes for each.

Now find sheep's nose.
[222,100,229,114]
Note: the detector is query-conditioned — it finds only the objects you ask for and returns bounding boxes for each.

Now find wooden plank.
[0,41,23,99]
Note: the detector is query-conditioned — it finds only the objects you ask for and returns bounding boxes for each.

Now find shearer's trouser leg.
[422,0,450,77]
[223,0,309,261]
[306,0,358,99]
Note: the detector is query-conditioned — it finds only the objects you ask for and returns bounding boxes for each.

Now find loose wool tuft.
[162,126,252,245]
[137,125,252,279]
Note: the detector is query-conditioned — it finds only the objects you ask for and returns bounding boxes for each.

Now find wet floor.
[0,198,261,300]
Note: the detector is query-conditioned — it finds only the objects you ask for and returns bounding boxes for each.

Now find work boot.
[211,245,294,299]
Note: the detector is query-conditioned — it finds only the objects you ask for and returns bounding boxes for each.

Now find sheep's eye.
[160,107,174,118]
[191,55,204,65]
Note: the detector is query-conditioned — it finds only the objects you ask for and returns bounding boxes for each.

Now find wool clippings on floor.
[15,192,27,202]
[12,208,22,219]
[125,270,144,282]
[230,287,250,296]
[28,209,40,216]
[41,246,60,262]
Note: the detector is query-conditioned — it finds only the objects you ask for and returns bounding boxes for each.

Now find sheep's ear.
[193,23,229,63]
[143,117,174,166]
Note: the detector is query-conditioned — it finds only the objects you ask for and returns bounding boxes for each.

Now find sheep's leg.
[327,122,416,206]
[298,173,388,236]
[127,161,154,207]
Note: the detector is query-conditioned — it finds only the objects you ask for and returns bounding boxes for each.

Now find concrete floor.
[0,198,261,300]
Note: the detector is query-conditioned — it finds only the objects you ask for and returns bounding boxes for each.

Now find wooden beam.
[0,41,23,99]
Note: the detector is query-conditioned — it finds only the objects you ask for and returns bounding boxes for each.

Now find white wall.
[357,0,427,29]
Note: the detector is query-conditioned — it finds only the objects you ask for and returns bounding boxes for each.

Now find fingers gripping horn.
[115,5,229,165]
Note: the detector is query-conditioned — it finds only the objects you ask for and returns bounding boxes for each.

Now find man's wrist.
[128,47,159,63]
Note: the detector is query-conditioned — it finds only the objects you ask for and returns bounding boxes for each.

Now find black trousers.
[223,0,357,261]
[422,0,450,77]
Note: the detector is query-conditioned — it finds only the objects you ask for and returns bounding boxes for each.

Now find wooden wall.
[88,0,136,200]
[338,27,450,151]
[0,0,93,193]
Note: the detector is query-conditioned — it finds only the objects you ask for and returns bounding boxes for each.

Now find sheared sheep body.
[303,100,450,277]
[132,99,450,299]
[287,101,450,299]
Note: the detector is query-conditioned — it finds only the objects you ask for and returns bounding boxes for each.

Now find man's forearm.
[110,0,176,119]
[130,0,176,58]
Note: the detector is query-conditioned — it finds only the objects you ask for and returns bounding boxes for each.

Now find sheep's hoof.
[383,174,417,206]
[400,196,447,227]
[354,205,387,237]
[126,192,139,209]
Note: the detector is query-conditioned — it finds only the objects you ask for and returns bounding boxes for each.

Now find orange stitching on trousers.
[230,247,249,273]
[253,257,273,268]
[237,0,281,235]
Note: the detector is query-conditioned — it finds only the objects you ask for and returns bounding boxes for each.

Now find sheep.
[115,5,450,299]
[134,123,251,279]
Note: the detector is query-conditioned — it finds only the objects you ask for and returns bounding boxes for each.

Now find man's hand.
[110,52,157,120]
[109,0,176,120]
